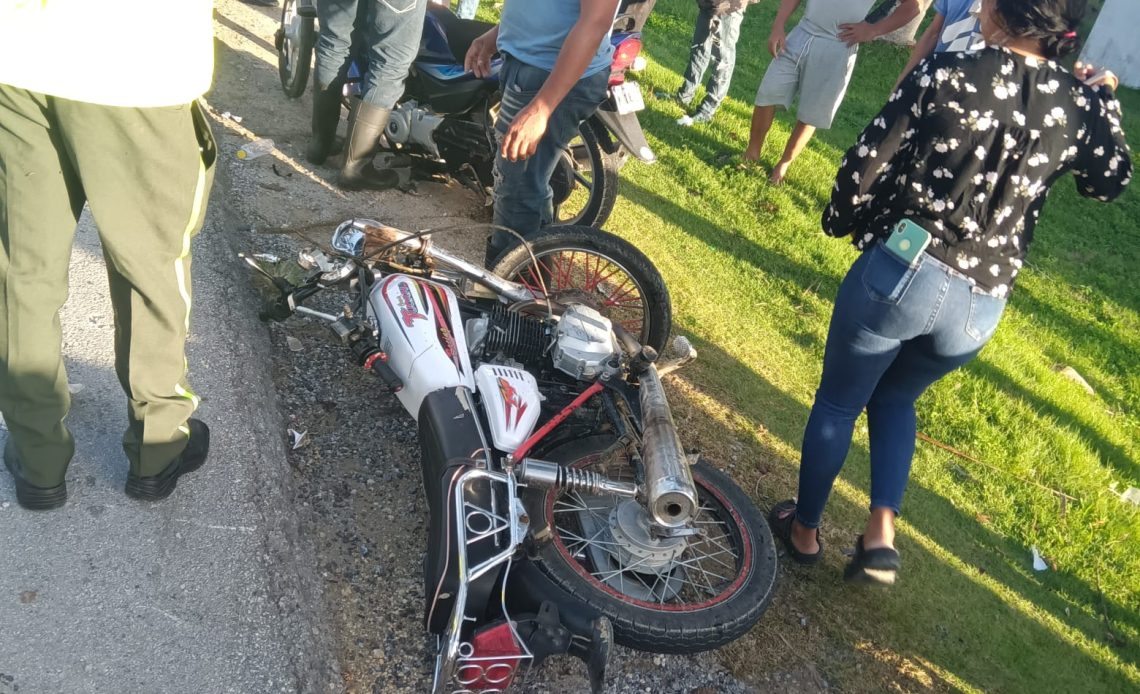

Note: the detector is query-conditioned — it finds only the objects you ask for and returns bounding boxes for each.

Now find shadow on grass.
[969,357,1139,485]
[667,331,1138,690]
[620,176,840,295]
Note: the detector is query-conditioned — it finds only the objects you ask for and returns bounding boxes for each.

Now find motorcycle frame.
[247,222,701,691]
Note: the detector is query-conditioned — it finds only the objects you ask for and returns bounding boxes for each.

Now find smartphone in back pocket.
[883,219,932,266]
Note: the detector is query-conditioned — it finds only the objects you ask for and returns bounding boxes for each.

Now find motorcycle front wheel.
[276,0,316,98]
[533,435,778,654]
[489,226,672,353]
[550,123,621,229]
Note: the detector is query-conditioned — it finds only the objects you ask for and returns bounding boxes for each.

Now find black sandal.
[843,535,900,586]
[767,500,823,565]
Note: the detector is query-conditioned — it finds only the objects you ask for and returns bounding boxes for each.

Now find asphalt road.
[0,199,337,693]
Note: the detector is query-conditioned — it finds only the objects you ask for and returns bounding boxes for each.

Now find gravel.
[210,2,767,691]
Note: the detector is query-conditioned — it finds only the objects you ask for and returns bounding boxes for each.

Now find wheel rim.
[505,247,650,344]
[281,4,302,76]
[545,454,754,612]
[552,133,596,225]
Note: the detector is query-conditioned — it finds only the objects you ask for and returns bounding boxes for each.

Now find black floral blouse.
[823,46,1133,297]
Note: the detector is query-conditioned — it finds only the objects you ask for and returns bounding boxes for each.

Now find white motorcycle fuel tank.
[473,365,542,452]
[368,274,475,418]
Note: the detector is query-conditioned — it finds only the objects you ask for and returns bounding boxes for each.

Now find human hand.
[501,101,551,162]
[1074,61,1119,91]
[767,26,786,58]
[838,21,878,47]
[464,29,498,78]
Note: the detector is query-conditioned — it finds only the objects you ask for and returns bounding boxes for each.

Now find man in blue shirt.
[894,0,984,86]
[465,0,621,265]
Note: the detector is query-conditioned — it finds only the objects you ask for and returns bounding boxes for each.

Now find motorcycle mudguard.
[418,387,503,635]
[591,108,656,164]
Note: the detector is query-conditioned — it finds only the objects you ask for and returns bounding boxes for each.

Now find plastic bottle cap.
[236,150,247,159]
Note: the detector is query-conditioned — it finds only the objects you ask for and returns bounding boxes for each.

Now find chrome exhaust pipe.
[638,364,698,527]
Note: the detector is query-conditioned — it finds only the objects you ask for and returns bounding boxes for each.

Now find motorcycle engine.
[551,304,619,380]
[386,101,444,157]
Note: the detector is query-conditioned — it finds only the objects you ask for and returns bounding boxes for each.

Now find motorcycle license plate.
[612,81,645,115]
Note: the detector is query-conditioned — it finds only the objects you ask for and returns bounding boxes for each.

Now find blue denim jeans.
[795,243,1007,528]
[315,0,428,108]
[678,6,745,120]
[488,55,609,264]
[455,0,479,19]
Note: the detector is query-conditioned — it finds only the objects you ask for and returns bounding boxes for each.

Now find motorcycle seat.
[424,6,497,67]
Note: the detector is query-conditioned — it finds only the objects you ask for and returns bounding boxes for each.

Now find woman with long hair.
[768,0,1132,585]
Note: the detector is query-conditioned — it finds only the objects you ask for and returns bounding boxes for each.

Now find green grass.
[486,1,1139,690]
[615,2,1140,691]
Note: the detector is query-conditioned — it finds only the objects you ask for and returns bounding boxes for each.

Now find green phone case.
[883,219,932,266]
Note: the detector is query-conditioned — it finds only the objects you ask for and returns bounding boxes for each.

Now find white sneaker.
[676,115,694,127]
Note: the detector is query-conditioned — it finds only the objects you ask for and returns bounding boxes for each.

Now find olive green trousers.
[0,85,216,485]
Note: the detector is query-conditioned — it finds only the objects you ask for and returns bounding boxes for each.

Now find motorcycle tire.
[532,435,778,654]
[277,0,316,99]
[489,226,671,353]
[551,123,621,229]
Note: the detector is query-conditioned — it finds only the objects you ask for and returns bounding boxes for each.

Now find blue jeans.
[678,6,745,120]
[488,55,609,264]
[795,243,1007,528]
[315,0,428,108]
[455,0,478,19]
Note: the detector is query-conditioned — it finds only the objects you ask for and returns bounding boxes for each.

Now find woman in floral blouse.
[768,0,1131,585]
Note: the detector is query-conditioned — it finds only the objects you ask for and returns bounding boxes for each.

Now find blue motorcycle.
[275,1,656,228]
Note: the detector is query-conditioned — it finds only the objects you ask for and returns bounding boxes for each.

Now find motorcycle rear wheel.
[277,0,316,99]
[533,435,778,654]
[489,226,671,353]
[551,123,621,229]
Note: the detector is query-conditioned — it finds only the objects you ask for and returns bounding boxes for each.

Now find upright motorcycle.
[275,2,656,227]
[242,222,778,692]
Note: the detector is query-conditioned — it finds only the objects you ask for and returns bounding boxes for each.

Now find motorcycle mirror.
[330,220,368,258]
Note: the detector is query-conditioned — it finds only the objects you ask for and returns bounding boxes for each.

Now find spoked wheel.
[277,0,316,98]
[533,436,778,654]
[550,123,620,228]
[489,226,671,353]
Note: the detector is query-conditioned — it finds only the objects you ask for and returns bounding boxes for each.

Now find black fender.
[589,103,656,164]
[418,387,502,635]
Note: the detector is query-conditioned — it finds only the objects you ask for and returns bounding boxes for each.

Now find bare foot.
[863,507,897,550]
[769,160,790,185]
[742,148,760,162]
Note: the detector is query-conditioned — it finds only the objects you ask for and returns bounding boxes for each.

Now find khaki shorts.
[754,25,857,130]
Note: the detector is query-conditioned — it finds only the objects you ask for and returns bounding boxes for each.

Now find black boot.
[125,419,211,502]
[3,441,67,511]
[306,78,343,165]
[338,101,400,191]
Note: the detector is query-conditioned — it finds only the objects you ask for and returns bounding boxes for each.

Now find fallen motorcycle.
[275,1,656,227]
[242,222,777,692]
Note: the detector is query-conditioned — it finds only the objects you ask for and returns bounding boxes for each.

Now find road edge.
[207,128,343,694]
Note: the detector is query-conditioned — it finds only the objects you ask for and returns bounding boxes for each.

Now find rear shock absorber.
[517,458,638,498]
